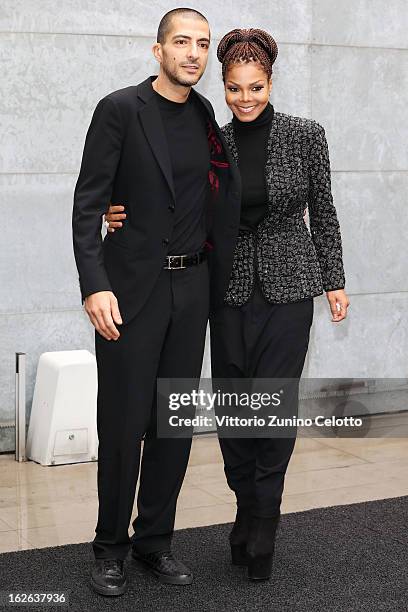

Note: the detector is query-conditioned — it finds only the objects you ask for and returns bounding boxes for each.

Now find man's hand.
[104,203,126,232]
[326,289,350,322]
[84,291,123,340]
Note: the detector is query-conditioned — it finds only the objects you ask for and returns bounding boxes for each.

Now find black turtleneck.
[232,102,274,230]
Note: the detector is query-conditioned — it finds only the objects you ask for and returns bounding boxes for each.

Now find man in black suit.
[72,8,241,597]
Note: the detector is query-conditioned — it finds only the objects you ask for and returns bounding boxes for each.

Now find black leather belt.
[163,250,207,270]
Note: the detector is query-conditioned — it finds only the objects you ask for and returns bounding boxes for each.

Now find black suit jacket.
[72,76,241,324]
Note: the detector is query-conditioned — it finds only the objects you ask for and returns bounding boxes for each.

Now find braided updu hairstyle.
[216,28,278,81]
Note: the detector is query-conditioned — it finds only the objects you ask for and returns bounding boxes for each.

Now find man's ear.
[152,42,163,64]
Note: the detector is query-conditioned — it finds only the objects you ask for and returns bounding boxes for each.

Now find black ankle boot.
[229,506,252,566]
[246,514,281,580]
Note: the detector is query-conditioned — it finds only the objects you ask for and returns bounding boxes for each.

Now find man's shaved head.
[157,8,209,44]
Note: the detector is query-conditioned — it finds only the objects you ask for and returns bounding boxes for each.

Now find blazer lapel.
[221,123,239,165]
[137,79,176,203]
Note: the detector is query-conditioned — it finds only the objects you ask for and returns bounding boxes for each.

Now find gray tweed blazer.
[221,112,346,306]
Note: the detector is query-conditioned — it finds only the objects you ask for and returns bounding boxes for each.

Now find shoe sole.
[90,577,127,597]
[248,574,271,581]
[131,552,193,585]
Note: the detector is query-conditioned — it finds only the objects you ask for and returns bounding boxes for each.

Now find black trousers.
[210,280,314,517]
[93,262,209,560]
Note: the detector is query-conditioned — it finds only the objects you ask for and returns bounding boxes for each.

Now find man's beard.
[162,62,202,87]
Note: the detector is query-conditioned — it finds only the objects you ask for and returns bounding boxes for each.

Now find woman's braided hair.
[216,28,278,81]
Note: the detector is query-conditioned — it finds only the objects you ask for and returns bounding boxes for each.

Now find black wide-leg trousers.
[93,262,209,560]
[210,280,314,517]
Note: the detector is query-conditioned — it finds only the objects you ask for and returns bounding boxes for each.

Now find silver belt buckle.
[165,255,186,270]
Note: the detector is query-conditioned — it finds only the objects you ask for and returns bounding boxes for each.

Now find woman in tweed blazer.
[208,28,348,581]
[106,27,350,582]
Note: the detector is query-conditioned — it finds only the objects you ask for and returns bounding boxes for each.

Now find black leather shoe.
[131,549,193,585]
[90,559,127,596]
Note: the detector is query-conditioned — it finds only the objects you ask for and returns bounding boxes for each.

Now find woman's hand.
[326,289,350,322]
[104,203,127,232]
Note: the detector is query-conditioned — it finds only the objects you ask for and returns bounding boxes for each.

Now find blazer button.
[162,238,169,246]
[168,204,175,212]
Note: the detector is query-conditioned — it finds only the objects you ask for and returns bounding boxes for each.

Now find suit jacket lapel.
[137,78,176,203]
[193,91,241,188]
[136,76,241,204]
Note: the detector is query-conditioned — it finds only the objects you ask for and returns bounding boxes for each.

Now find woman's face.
[224,61,272,122]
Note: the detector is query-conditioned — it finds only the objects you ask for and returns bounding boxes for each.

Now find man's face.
[155,15,210,86]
